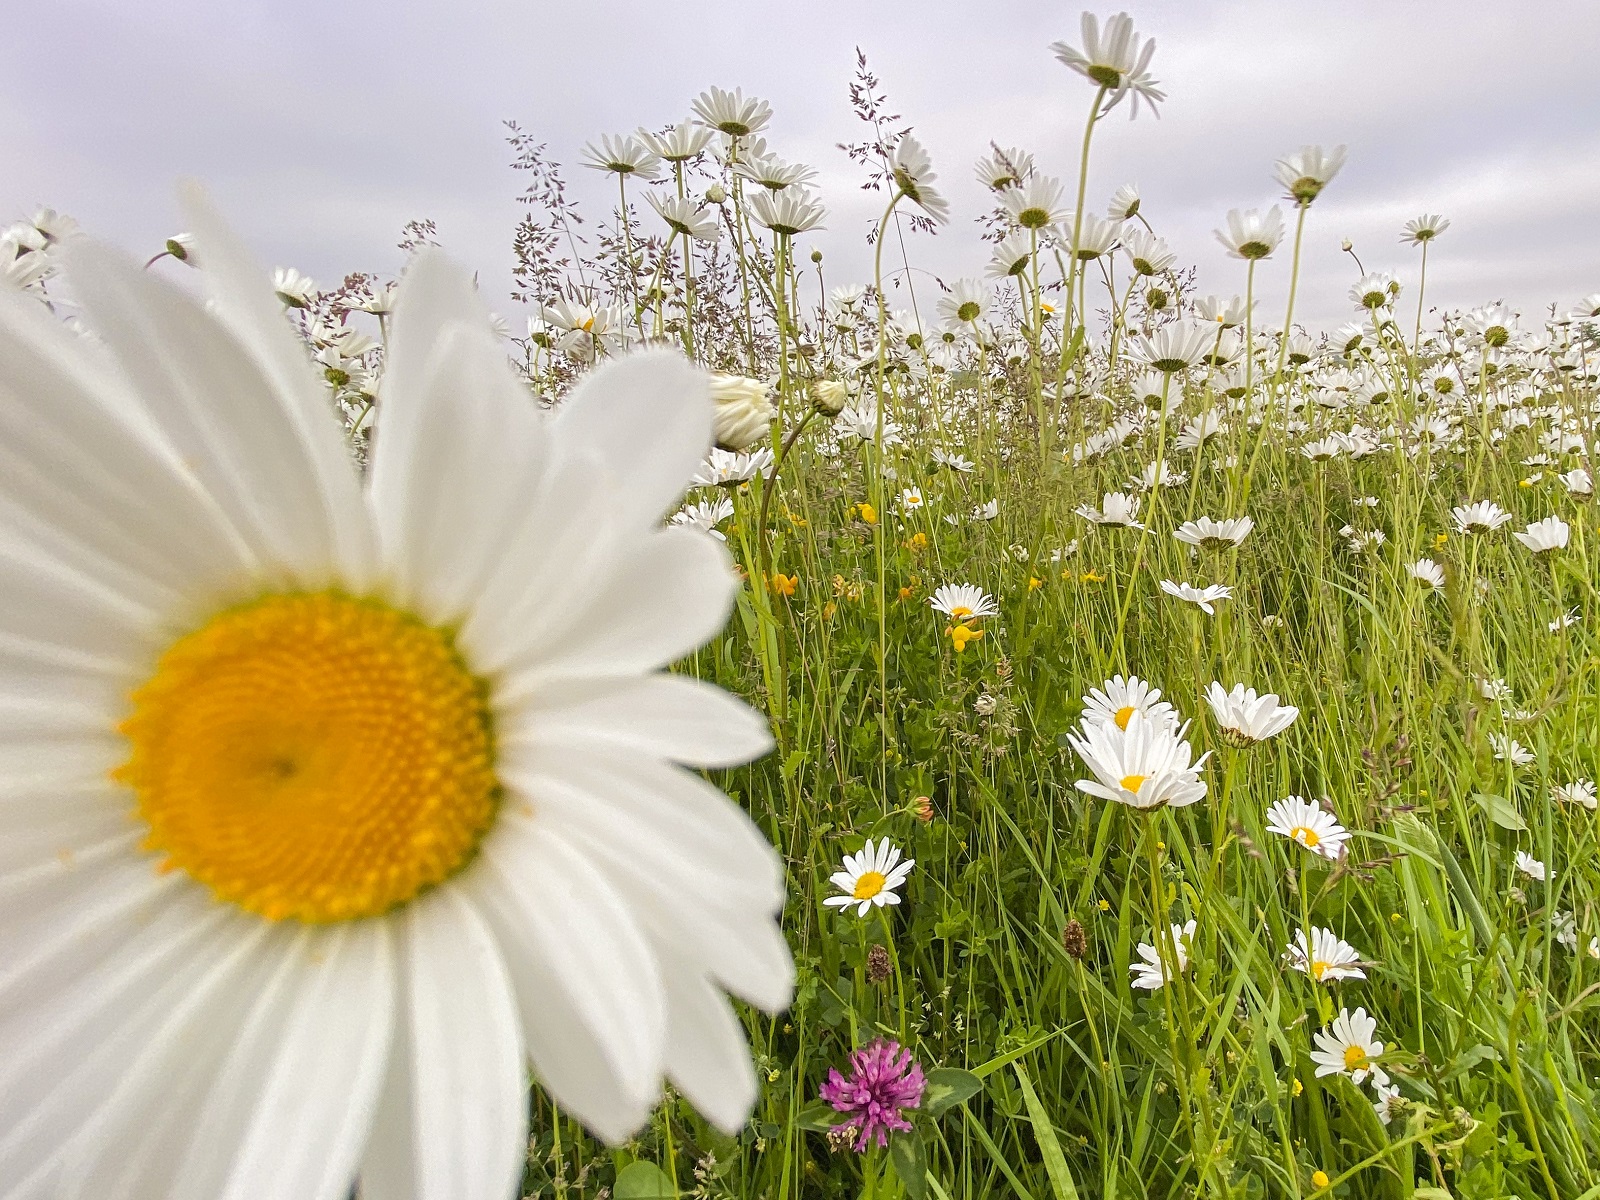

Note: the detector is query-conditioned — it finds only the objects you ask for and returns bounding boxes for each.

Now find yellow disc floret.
[116,592,498,923]
[853,870,888,901]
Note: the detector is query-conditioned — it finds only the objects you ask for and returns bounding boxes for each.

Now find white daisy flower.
[692,446,775,487]
[671,496,735,540]
[1284,927,1367,984]
[1553,778,1597,810]
[1549,607,1581,632]
[1451,500,1513,534]
[929,583,999,621]
[971,498,1000,521]
[0,196,794,1192]
[1204,682,1299,747]
[1515,851,1549,882]
[1159,580,1233,615]
[1130,919,1196,991]
[1406,558,1446,592]
[899,487,925,511]
[1080,674,1177,732]
[1511,515,1569,553]
[1173,515,1253,549]
[1310,1007,1385,1086]
[1489,733,1535,767]
[1265,796,1350,860]
[823,839,915,916]
[1372,1082,1405,1125]
[1066,712,1211,810]
[1076,491,1145,528]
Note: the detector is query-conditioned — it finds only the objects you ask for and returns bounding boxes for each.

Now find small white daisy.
[1310,1007,1385,1086]
[1159,580,1233,615]
[1406,559,1446,592]
[1515,850,1549,882]
[1284,927,1367,984]
[1265,796,1350,860]
[1130,919,1196,991]
[1173,516,1253,549]
[1080,675,1178,732]
[1489,733,1535,767]
[1451,500,1513,534]
[824,839,915,916]
[1204,682,1299,747]
[1075,491,1145,528]
[1553,778,1597,810]
[929,583,1000,621]
[1067,712,1211,810]
[1512,515,1569,553]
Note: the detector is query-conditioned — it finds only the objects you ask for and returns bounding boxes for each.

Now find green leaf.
[1013,1063,1081,1200]
[1472,792,1526,831]
[1412,1188,1454,1200]
[614,1160,677,1200]
[795,1101,840,1132]
[922,1067,984,1115]
[889,1129,929,1200]
[781,748,807,780]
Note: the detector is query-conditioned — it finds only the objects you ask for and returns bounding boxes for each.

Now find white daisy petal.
[659,952,760,1135]
[552,348,713,528]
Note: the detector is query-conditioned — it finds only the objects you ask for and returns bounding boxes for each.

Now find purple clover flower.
[818,1038,927,1151]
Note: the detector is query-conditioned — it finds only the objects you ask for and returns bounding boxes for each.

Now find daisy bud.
[812,379,851,416]
[705,184,727,205]
[811,247,824,263]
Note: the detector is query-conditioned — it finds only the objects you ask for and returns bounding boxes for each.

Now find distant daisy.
[1215,207,1285,260]
[1511,515,1569,553]
[889,134,950,223]
[1515,851,1549,882]
[1081,675,1177,732]
[1401,213,1450,244]
[1451,500,1513,534]
[1205,682,1299,747]
[1160,580,1233,615]
[1067,712,1211,810]
[1130,919,1196,990]
[1265,796,1350,860]
[1174,516,1253,549]
[1489,733,1535,767]
[929,583,999,621]
[1285,927,1367,984]
[1406,559,1446,592]
[824,839,915,916]
[1553,778,1597,810]
[1077,491,1145,528]
[1275,144,1347,205]
[1311,1008,1384,1086]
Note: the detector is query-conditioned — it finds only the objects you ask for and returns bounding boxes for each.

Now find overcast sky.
[7,0,1599,331]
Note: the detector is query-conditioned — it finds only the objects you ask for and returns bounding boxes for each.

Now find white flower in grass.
[936,278,992,330]
[1311,1007,1385,1086]
[1050,11,1165,118]
[1132,319,1213,373]
[932,448,975,472]
[1553,778,1597,810]
[708,373,775,452]
[1512,515,1569,553]
[1559,467,1593,496]
[1401,213,1450,245]
[1076,491,1145,528]
[1406,559,1446,592]
[1135,460,1187,491]
[1554,911,1579,952]
[748,189,826,237]
[929,583,998,622]
[690,86,772,138]
[1080,675,1177,732]
[648,193,721,242]
[1489,733,1534,767]
[899,487,925,511]
[1477,676,1513,702]
[1549,607,1581,632]
[271,266,316,308]
[1107,182,1142,220]
[1205,682,1298,747]
[824,839,914,917]
[1373,1082,1406,1125]
[1515,851,1549,882]
[1001,175,1070,231]
[1159,580,1233,615]
[580,133,663,180]
[0,195,795,1189]
[692,446,775,487]
[971,498,999,521]
[1284,927,1367,984]
[1215,207,1284,260]
[1066,712,1211,810]
[671,496,735,540]
[1265,796,1350,860]
[1130,919,1196,991]
[1451,500,1513,533]
[1275,144,1347,205]
[1174,516,1253,549]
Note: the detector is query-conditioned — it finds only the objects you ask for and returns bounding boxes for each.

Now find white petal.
[64,236,368,591]
[359,887,526,1200]
[501,673,773,769]
[659,953,759,1134]
[552,349,712,528]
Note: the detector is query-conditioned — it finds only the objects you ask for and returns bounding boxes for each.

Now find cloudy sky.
[8,0,1598,330]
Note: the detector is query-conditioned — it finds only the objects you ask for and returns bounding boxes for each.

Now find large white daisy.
[0,192,793,1198]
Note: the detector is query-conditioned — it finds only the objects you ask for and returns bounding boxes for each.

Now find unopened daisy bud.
[1061,918,1088,960]
[705,183,727,205]
[811,247,823,264]
[812,379,851,416]
[709,372,776,451]
[865,943,893,985]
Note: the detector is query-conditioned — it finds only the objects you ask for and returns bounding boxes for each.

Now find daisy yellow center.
[1342,1045,1367,1071]
[853,870,888,900]
[1120,774,1147,794]
[1310,960,1329,980]
[949,605,974,619]
[1113,704,1137,730]
[116,592,498,924]
[1291,825,1321,848]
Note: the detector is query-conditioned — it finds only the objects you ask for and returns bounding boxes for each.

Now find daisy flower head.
[1285,927,1367,984]
[1050,11,1165,118]
[708,372,776,452]
[271,265,316,308]
[0,194,798,1190]
[580,132,663,180]
[1001,175,1070,231]
[1311,1007,1384,1085]
[1173,515,1253,550]
[1123,227,1176,276]
[1275,144,1347,205]
[1265,796,1350,860]
[1512,515,1569,553]
[818,1039,926,1151]
[899,487,925,511]
[1515,850,1549,882]
[1451,500,1513,534]
[1559,466,1593,496]
[690,86,773,138]
[1080,674,1177,732]
[671,496,735,540]
[1132,319,1213,373]
[1130,919,1196,990]
[1553,778,1597,810]
[1350,272,1399,311]
[693,445,775,487]
[647,193,720,242]
[936,277,992,329]
[1489,732,1535,767]
[1373,1082,1406,1125]
[987,231,1035,279]
[1407,558,1446,592]
[824,839,915,916]
[929,583,999,622]
[1067,712,1211,810]
[974,144,1035,191]
[1107,182,1141,220]
[889,134,950,223]
[748,189,826,237]
[639,121,716,163]
[1076,490,1145,528]
[1215,206,1285,260]
[1159,579,1233,615]
[1401,213,1450,244]
[1204,682,1299,747]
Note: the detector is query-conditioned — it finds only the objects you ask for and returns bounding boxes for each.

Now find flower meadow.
[4,10,1600,1200]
